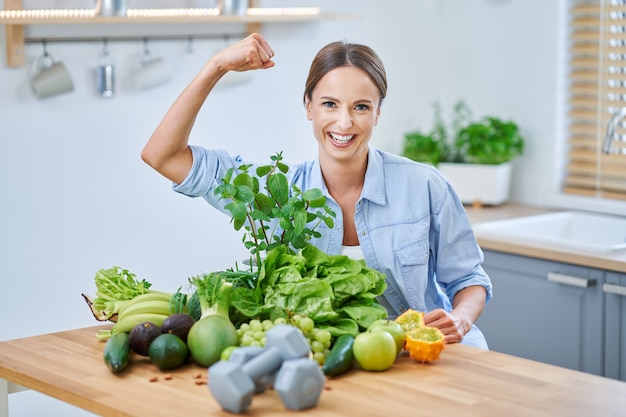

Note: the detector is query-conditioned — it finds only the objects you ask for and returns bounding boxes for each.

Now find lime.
[220,345,238,361]
[148,333,189,370]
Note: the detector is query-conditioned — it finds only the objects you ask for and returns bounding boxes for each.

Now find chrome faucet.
[603,107,626,154]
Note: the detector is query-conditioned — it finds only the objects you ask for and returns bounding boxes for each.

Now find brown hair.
[303,41,387,107]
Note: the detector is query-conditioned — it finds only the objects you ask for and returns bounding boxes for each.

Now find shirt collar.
[311,147,387,206]
[362,147,387,206]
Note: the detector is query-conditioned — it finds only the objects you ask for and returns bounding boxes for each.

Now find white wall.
[0,0,621,415]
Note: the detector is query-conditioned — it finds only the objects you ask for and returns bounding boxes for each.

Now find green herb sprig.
[214,152,336,269]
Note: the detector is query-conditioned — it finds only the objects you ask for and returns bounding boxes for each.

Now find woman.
[142,33,492,348]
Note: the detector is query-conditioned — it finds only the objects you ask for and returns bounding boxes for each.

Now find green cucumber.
[322,334,355,377]
[103,332,131,373]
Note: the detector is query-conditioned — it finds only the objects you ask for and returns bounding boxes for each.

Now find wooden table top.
[0,326,625,417]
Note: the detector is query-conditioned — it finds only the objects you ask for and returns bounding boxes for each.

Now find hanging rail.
[23,33,249,45]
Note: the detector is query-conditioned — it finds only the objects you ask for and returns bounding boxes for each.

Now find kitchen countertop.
[1,325,625,417]
[464,203,626,274]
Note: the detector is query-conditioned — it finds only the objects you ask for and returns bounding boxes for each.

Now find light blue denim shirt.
[174,145,493,347]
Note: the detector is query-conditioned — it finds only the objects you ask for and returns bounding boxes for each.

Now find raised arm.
[141,33,275,184]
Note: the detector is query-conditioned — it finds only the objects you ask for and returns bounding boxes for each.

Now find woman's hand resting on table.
[423,285,487,344]
[423,309,470,344]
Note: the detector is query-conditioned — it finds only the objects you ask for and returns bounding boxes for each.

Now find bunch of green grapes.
[236,318,276,348]
[235,315,332,365]
[291,314,332,366]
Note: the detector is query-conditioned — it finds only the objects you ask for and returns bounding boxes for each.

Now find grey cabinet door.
[604,272,626,381]
[476,250,604,376]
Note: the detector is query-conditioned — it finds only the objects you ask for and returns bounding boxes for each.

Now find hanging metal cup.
[94,0,128,17]
[29,45,74,100]
[219,0,249,16]
[131,40,173,91]
[96,40,115,98]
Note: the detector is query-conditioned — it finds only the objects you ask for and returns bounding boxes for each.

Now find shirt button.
[361,231,366,236]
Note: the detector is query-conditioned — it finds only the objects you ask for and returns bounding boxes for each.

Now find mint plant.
[214,152,336,270]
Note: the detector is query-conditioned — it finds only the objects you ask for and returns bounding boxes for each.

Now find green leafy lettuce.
[229,244,388,336]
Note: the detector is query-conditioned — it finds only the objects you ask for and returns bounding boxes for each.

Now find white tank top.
[340,245,365,260]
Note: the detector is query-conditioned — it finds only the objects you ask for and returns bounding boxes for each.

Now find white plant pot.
[438,162,512,206]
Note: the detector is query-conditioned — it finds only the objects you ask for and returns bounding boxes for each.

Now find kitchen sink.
[472,211,626,253]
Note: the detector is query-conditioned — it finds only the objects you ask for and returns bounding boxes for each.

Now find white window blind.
[566,0,626,201]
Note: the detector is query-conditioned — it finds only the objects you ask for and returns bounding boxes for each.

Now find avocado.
[161,313,196,343]
[128,321,163,356]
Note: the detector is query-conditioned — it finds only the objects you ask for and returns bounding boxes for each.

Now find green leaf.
[317,318,360,337]
[267,173,289,206]
[293,209,307,235]
[254,193,275,215]
[277,162,289,174]
[250,209,271,222]
[219,183,237,198]
[291,199,305,212]
[303,188,324,202]
[251,176,260,194]
[235,185,255,203]
[290,233,307,249]
[323,216,334,228]
[338,303,388,330]
[256,165,272,177]
[222,167,235,183]
[233,216,245,231]
[227,201,248,221]
[237,163,253,173]
[233,172,253,188]
[279,217,292,230]
[308,197,327,208]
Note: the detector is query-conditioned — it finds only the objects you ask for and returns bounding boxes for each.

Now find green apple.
[368,319,406,354]
[353,330,397,372]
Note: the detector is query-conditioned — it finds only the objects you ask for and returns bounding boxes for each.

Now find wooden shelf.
[1,1,357,67]
[0,12,341,25]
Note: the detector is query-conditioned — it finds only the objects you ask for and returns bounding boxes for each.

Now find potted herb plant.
[402,101,525,206]
[402,103,449,166]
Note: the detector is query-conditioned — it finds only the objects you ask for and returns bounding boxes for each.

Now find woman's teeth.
[329,133,354,144]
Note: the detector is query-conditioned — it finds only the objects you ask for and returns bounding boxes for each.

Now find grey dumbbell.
[228,346,273,393]
[208,324,310,413]
[274,357,325,411]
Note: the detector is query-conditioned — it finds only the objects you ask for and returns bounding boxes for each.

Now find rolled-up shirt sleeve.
[173,146,244,214]
[432,183,493,305]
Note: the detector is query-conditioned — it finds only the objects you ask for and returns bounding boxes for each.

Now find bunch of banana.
[111,292,175,335]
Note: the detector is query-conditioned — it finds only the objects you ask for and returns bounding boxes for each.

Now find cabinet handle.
[603,283,626,296]
[547,272,597,288]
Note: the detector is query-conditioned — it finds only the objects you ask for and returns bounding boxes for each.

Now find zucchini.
[322,334,355,377]
[103,332,131,373]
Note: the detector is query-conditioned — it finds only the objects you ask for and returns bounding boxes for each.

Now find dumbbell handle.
[241,347,283,381]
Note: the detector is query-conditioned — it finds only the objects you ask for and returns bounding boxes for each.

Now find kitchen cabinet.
[604,271,626,381]
[476,250,605,377]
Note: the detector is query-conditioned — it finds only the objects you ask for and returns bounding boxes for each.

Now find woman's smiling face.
[306,66,381,165]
